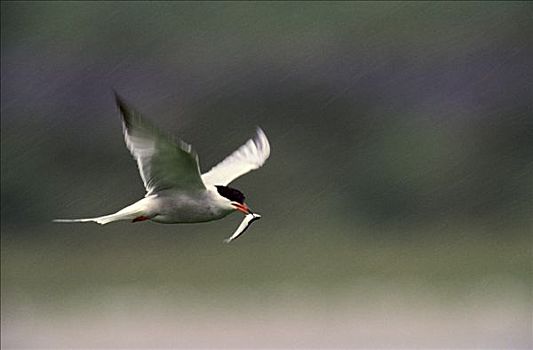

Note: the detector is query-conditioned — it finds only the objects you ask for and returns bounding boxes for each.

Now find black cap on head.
[216,186,245,204]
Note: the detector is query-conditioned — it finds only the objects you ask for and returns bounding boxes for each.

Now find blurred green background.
[1,1,531,348]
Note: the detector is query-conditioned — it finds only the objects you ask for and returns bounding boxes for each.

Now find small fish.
[224,213,262,243]
[54,92,271,242]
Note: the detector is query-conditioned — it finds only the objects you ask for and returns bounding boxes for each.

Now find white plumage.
[202,127,270,187]
[54,93,270,242]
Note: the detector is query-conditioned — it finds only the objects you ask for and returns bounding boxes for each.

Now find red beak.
[233,203,251,214]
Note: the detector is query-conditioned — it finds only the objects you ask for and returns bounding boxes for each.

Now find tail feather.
[53,213,130,225]
[54,200,149,225]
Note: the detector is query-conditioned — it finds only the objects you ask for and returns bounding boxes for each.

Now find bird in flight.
[55,93,270,242]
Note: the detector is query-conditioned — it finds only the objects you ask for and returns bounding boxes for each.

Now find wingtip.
[255,126,269,140]
[112,90,135,128]
[113,90,127,114]
[254,126,270,159]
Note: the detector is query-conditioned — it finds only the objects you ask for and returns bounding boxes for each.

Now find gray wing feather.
[202,127,270,186]
[115,93,205,195]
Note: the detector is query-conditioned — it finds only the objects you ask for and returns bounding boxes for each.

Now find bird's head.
[215,185,252,214]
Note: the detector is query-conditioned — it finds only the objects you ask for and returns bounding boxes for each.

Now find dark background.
[2,2,531,348]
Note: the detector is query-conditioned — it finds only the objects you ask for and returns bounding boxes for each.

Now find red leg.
[132,216,150,223]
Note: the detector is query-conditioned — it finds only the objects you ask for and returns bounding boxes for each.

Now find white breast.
[148,190,233,224]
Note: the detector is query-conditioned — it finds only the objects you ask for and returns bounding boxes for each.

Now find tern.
[54,93,270,242]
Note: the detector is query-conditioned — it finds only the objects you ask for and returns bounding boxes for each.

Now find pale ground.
[2,280,530,349]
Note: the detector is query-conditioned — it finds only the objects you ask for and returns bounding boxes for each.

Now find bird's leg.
[132,215,151,223]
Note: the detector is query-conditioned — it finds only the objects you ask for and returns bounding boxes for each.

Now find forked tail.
[53,203,147,225]
[54,197,153,225]
[53,214,122,225]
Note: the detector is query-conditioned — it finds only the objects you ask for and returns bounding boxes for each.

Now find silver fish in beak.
[224,213,262,243]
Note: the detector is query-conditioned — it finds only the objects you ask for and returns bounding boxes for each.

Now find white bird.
[54,93,270,242]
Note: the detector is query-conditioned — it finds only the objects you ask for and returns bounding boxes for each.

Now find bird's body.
[55,93,270,242]
[140,188,234,224]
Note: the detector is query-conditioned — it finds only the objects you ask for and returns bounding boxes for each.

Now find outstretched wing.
[201,127,270,186]
[115,93,205,195]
